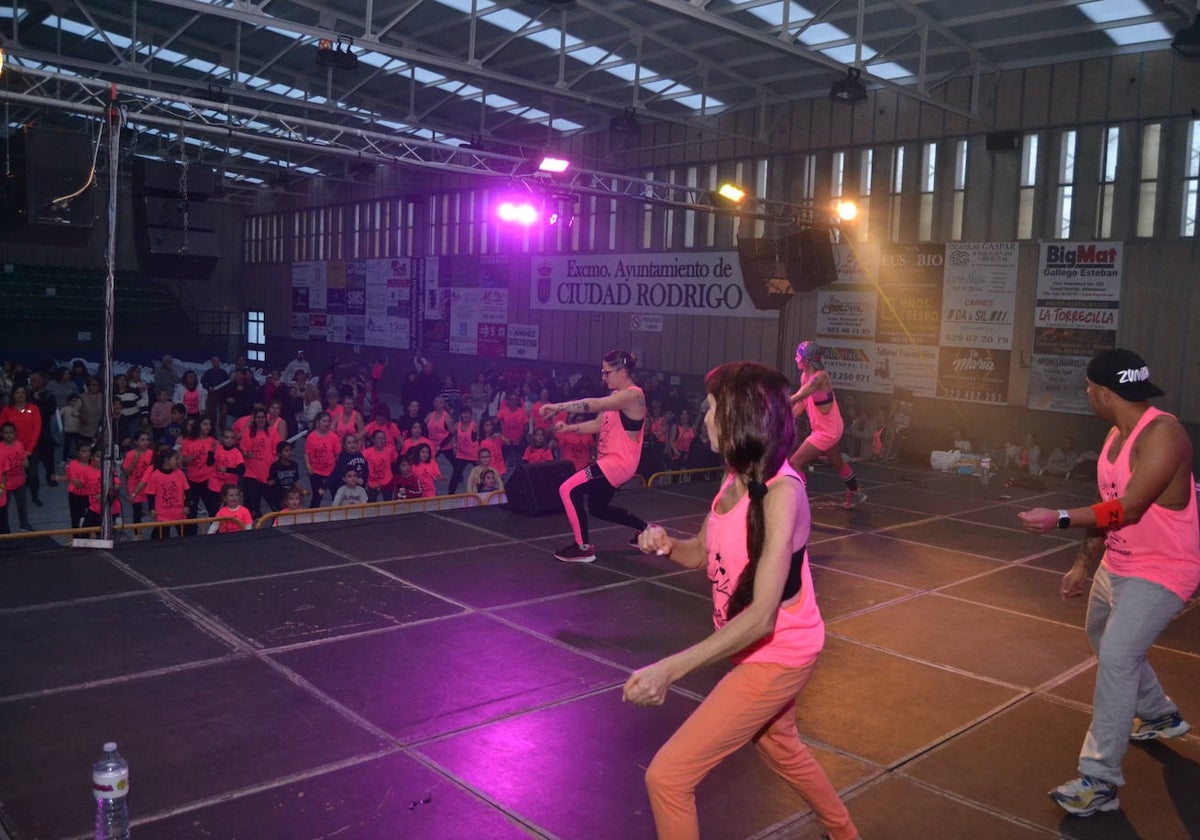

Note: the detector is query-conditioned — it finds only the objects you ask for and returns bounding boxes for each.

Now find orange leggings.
[645,660,858,840]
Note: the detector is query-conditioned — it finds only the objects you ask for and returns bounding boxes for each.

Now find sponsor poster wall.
[817,242,1017,403]
[1029,242,1122,413]
[291,258,413,349]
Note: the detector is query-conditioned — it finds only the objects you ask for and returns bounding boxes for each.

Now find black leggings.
[310,473,331,507]
[561,463,647,545]
[447,457,475,495]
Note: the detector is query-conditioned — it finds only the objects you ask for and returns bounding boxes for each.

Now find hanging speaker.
[132,158,220,280]
[736,238,794,310]
[0,127,96,244]
[784,228,838,292]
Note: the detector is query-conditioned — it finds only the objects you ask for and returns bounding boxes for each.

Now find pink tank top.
[801,370,844,438]
[597,385,644,485]
[1097,407,1200,602]
[706,463,824,666]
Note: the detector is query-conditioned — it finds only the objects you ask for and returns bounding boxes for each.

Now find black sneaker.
[555,542,596,563]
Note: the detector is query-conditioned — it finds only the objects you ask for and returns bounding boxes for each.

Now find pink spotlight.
[497,201,539,225]
[538,156,571,173]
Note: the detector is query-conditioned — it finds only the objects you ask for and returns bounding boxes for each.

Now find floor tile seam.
[930,590,1093,634]
[1011,540,1089,566]
[864,525,1071,563]
[164,559,385,593]
[57,747,408,840]
[479,576,666,612]
[0,586,155,616]
[405,683,632,752]
[820,589,935,624]
[0,653,245,704]
[254,609,468,655]
[98,551,264,655]
[289,528,528,564]
[821,632,1045,695]
[885,771,1064,837]
[805,559,931,591]
[643,576,716,603]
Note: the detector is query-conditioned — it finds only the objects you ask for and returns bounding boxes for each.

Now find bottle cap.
[104,742,117,752]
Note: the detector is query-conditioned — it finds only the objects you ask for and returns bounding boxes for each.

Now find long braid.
[705,362,795,621]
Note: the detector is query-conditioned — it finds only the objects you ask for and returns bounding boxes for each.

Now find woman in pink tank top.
[623,361,859,840]
[539,350,649,564]
[788,340,865,510]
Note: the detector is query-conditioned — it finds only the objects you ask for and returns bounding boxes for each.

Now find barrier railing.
[253,491,490,528]
[0,516,251,546]
[644,465,726,488]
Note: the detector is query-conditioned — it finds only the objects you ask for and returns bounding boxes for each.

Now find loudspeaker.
[133,161,220,280]
[0,127,96,244]
[135,158,217,201]
[505,460,574,515]
[736,238,794,310]
[784,228,838,292]
[986,131,1020,152]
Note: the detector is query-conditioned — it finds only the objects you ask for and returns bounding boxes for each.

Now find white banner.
[816,290,877,340]
[530,253,775,318]
[1036,242,1123,301]
[507,324,540,359]
[939,243,1018,349]
[832,241,880,286]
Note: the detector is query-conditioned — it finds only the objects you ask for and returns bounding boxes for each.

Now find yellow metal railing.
[643,465,726,488]
[0,516,250,545]
[253,491,490,528]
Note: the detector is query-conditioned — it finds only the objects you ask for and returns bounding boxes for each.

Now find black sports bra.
[781,546,806,601]
[620,410,642,431]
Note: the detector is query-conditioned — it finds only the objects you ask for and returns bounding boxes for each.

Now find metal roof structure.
[0,0,1189,203]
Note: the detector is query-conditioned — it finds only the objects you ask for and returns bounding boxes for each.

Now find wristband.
[1090,498,1125,528]
[1057,509,1071,529]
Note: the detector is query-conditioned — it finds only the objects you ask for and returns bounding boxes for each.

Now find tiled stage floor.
[1,462,1198,839]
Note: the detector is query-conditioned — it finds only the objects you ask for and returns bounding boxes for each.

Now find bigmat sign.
[529,253,776,318]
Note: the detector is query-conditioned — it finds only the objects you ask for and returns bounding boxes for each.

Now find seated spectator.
[1007,432,1041,474]
[332,469,368,509]
[555,414,594,472]
[466,448,505,494]
[1041,434,1096,477]
[208,485,254,533]
[523,427,555,464]
[953,428,972,453]
[266,441,303,511]
[392,454,422,500]
[410,443,442,498]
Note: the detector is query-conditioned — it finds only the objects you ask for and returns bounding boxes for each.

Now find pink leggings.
[645,660,858,840]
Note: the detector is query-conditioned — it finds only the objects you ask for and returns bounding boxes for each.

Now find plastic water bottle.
[93,742,130,840]
[980,456,992,484]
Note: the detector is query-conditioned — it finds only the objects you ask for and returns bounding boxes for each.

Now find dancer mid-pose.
[541,350,648,563]
[788,341,866,509]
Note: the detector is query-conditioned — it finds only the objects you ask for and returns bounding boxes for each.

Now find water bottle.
[980,456,992,484]
[93,742,130,840]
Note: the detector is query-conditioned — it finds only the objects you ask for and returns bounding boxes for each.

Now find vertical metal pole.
[100,89,121,544]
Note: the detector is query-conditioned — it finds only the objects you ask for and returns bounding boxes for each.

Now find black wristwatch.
[1057,509,1071,529]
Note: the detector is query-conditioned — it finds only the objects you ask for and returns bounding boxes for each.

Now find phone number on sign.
[941,333,1010,348]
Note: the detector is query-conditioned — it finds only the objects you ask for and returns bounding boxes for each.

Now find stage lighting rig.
[316,38,359,71]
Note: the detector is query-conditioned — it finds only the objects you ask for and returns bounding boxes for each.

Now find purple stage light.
[497,201,539,225]
[538,156,570,173]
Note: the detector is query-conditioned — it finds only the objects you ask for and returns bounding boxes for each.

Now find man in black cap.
[1019,349,1199,817]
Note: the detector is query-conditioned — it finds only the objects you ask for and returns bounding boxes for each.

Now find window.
[684,166,698,248]
[1183,119,1200,237]
[642,168,655,249]
[246,311,265,363]
[889,146,905,242]
[858,148,873,240]
[1055,130,1077,239]
[752,158,769,239]
[918,142,937,241]
[1017,133,1040,239]
[1096,126,1119,239]
[950,139,968,241]
[1136,123,1161,238]
[831,152,846,200]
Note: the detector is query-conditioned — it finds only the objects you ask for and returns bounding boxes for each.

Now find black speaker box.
[986,131,1020,152]
[0,127,96,244]
[133,193,220,280]
[784,228,838,292]
[505,460,574,515]
[134,157,217,201]
[736,238,794,310]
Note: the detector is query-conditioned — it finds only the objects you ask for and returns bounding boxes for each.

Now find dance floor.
[1,462,1198,839]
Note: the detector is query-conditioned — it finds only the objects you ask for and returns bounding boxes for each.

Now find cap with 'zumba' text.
[1086,349,1164,401]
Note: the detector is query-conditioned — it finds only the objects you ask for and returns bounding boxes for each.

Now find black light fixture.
[1173,15,1200,58]
[609,106,640,135]
[829,67,867,104]
[315,38,359,71]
